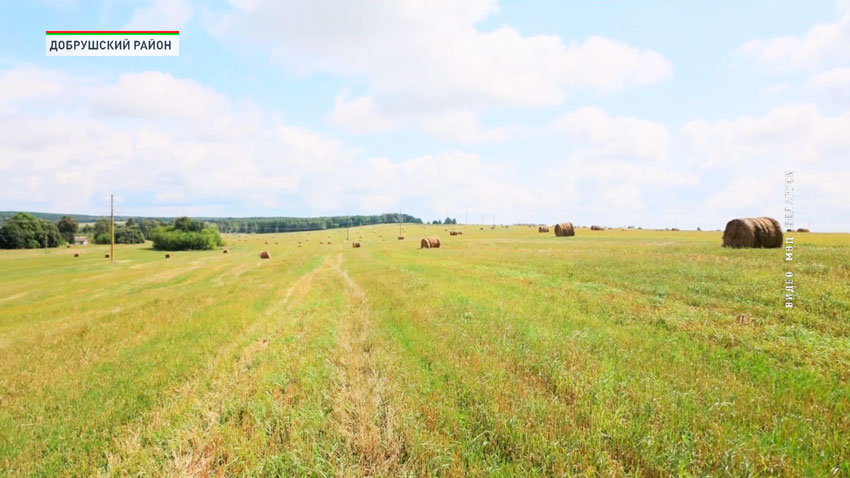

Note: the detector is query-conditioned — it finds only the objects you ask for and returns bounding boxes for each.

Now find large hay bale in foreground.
[420,236,441,249]
[722,217,782,248]
[538,226,549,233]
[554,222,575,237]
[259,250,271,259]
[590,225,604,231]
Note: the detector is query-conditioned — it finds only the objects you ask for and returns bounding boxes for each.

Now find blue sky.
[1,0,848,230]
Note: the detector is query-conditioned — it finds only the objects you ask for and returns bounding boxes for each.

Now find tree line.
[212,213,423,233]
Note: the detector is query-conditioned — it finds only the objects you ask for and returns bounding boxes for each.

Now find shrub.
[151,223,224,251]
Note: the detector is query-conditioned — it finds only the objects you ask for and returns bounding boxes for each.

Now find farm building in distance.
[73,235,89,245]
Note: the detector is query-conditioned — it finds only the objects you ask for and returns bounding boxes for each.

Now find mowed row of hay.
[722,217,783,248]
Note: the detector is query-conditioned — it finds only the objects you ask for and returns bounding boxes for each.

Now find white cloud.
[327,94,396,134]
[124,0,194,30]
[738,0,850,72]
[420,110,509,144]
[90,71,230,120]
[681,104,850,167]
[549,107,671,161]
[209,0,672,140]
[808,67,850,105]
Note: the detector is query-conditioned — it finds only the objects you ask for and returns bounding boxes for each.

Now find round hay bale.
[74,252,80,257]
[722,217,782,248]
[165,253,172,259]
[398,236,404,240]
[105,253,110,258]
[590,225,604,231]
[420,236,441,249]
[797,228,810,233]
[259,250,271,259]
[66,244,71,248]
[450,231,460,236]
[554,222,575,237]
[352,242,361,248]
[538,226,550,233]
[222,248,229,254]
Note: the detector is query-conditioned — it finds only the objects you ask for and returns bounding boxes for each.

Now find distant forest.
[212,214,423,233]
[0,212,424,235]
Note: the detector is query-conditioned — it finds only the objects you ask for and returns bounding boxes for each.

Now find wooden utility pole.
[110,194,114,262]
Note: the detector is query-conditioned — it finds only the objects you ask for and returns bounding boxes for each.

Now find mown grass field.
[1,225,848,477]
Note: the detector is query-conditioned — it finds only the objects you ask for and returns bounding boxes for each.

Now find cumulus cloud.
[208,0,672,140]
[327,94,396,134]
[549,107,671,161]
[808,67,850,105]
[124,0,194,30]
[0,66,536,221]
[681,104,850,167]
[738,0,850,72]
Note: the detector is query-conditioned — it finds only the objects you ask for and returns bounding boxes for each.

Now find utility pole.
[110,194,115,262]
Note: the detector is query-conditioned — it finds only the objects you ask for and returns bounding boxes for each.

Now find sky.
[1,0,849,230]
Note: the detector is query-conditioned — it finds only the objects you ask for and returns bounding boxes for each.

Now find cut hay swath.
[722,217,783,248]
[420,236,441,249]
[554,222,575,237]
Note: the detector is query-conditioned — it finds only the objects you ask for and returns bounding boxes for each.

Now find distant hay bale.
[671,228,680,231]
[74,252,80,257]
[554,222,575,237]
[259,250,271,259]
[66,244,71,248]
[352,242,361,248]
[165,253,172,259]
[105,253,110,258]
[538,226,550,233]
[222,249,229,254]
[797,228,810,233]
[450,231,460,236]
[722,217,783,248]
[590,225,604,231]
[398,236,404,240]
[420,236,441,249]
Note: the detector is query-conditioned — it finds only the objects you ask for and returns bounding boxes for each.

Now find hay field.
[1,225,848,476]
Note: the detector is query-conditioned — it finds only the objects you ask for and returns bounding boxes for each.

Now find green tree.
[56,216,78,244]
[0,213,63,249]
